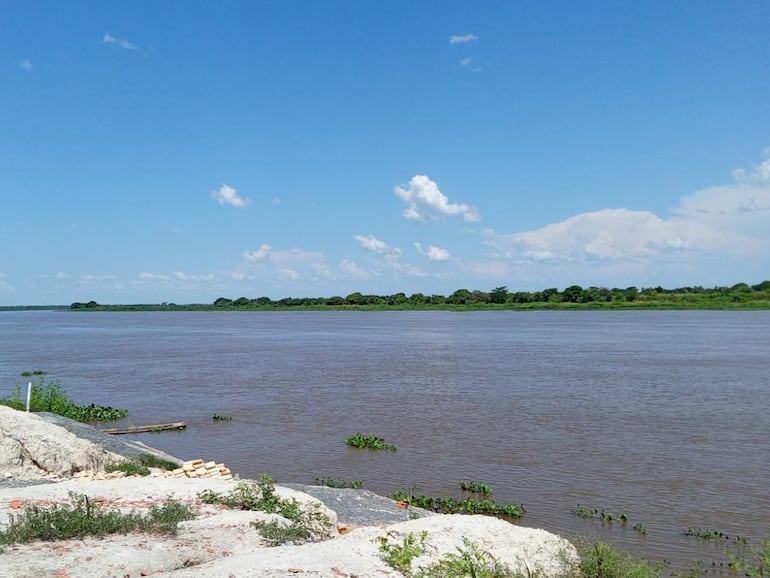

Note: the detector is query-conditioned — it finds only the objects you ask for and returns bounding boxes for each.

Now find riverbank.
[0,407,575,578]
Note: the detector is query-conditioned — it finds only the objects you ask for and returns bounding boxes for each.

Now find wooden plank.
[103,422,186,435]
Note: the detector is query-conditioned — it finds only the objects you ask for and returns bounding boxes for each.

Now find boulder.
[0,405,123,479]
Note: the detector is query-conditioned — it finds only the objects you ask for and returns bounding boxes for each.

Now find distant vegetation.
[65,280,770,311]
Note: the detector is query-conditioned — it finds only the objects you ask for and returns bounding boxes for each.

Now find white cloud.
[482,153,770,285]
[243,244,272,261]
[450,34,478,45]
[338,259,372,280]
[459,57,482,72]
[241,246,334,283]
[172,272,215,281]
[730,152,770,183]
[139,272,170,281]
[414,242,450,261]
[211,184,251,207]
[17,59,32,70]
[354,234,390,253]
[394,175,480,223]
[103,33,137,50]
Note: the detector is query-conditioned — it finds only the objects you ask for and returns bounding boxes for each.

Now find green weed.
[460,480,494,496]
[345,432,397,451]
[392,490,525,519]
[315,476,363,489]
[0,492,194,547]
[576,541,663,578]
[375,530,428,576]
[199,474,332,545]
[415,538,516,578]
[104,453,179,477]
[0,376,128,422]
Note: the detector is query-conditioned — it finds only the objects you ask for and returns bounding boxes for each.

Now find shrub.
[375,530,428,576]
[0,376,128,422]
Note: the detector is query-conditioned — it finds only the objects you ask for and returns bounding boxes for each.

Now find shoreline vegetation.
[2,280,769,312]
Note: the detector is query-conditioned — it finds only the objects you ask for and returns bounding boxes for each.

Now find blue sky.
[2,1,769,305]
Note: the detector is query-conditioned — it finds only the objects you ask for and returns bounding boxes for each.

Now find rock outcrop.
[0,406,123,480]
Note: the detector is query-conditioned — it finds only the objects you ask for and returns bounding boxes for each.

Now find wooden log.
[103,422,186,435]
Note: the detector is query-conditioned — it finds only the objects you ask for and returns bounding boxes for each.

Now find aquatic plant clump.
[391,490,524,519]
[345,432,397,451]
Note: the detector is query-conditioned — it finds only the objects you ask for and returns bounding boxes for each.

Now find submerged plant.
[573,505,629,524]
[315,476,362,489]
[459,480,494,496]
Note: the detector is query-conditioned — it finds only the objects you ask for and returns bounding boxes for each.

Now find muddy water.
[1,310,768,574]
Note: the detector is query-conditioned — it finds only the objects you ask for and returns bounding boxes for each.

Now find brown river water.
[1,310,768,575]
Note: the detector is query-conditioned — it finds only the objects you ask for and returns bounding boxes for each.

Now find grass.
[105,453,180,476]
[0,492,194,548]
[415,538,516,578]
[575,541,664,578]
[198,474,333,545]
[0,375,128,422]
[345,432,397,451]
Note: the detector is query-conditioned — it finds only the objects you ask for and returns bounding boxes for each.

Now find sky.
[2,1,770,305]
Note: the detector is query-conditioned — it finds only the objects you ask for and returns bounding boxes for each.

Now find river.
[1,310,768,574]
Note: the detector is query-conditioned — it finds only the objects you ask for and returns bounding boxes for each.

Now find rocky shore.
[0,406,575,578]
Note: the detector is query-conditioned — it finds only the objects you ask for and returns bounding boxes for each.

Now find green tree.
[345,292,365,305]
[489,286,509,304]
[447,289,471,305]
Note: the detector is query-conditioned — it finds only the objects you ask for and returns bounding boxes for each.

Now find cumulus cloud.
[730,153,770,183]
[484,153,770,281]
[241,246,334,282]
[17,59,32,70]
[243,244,272,261]
[394,175,480,223]
[450,34,478,44]
[211,184,251,207]
[103,33,137,50]
[338,259,372,280]
[354,234,391,253]
[414,242,450,261]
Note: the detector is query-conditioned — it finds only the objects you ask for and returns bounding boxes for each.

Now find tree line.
[69,280,770,310]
